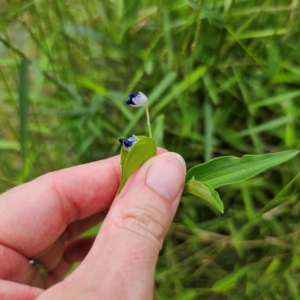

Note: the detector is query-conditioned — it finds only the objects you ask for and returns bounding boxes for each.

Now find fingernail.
[146,153,186,202]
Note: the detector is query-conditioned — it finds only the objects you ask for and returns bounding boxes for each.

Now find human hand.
[0,151,186,299]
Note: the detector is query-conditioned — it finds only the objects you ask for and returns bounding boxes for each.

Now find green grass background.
[1,0,300,298]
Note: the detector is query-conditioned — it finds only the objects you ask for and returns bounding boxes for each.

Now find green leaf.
[236,116,293,137]
[186,150,299,188]
[172,289,197,300]
[119,136,148,177]
[120,146,129,175]
[152,65,208,117]
[152,114,165,147]
[213,266,248,292]
[117,136,157,195]
[184,177,224,213]
[0,140,20,151]
[249,90,300,109]
[19,59,29,162]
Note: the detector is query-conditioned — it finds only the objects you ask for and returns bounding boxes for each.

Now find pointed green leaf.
[0,140,20,151]
[184,177,224,213]
[19,59,29,162]
[117,136,156,195]
[172,289,197,300]
[152,114,165,147]
[213,266,248,292]
[186,150,299,188]
[120,147,129,175]
[119,136,147,177]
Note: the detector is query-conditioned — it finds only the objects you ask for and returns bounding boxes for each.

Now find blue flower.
[126,92,148,107]
[119,136,139,151]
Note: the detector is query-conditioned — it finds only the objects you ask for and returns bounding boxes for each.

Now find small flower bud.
[126,92,148,107]
[118,136,139,151]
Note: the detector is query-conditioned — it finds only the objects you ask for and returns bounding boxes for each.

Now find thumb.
[110,151,186,251]
[76,152,185,299]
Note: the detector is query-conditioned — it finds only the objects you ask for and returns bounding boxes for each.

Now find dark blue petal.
[129,92,138,98]
[118,136,139,150]
[125,92,138,105]
[126,98,135,105]
[119,138,126,146]
[124,140,132,147]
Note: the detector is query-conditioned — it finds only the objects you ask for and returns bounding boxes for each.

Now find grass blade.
[19,59,29,163]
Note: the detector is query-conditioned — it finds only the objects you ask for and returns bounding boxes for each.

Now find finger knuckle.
[112,204,165,250]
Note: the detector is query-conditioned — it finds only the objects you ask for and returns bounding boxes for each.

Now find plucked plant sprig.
[117,92,299,212]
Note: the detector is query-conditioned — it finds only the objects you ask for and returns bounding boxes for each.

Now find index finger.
[0,155,121,257]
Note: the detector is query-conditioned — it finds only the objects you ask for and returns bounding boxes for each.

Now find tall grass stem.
[145,105,152,138]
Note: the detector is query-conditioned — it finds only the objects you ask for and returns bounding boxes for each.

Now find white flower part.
[136,92,148,106]
[131,92,148,107]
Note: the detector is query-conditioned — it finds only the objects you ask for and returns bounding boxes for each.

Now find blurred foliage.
[1,0,300,298]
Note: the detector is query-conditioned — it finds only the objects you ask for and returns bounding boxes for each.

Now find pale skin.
[0,150,186,299]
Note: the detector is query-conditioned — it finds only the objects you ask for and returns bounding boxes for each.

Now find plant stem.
[145,104,152,138]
